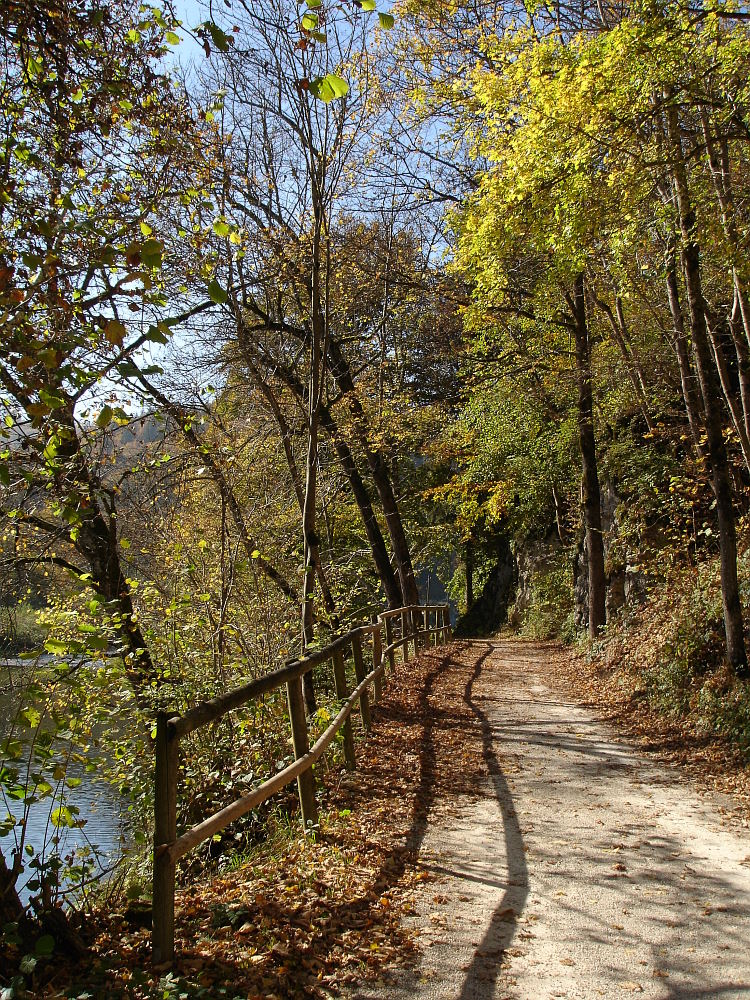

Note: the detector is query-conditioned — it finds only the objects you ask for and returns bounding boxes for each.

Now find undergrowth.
[594,552,750,759]
[517,553,577,643]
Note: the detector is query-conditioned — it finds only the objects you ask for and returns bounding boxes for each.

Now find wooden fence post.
[153,711,178,965]
[384,616,396,672]
[413,607,421,658]
[332,649,356,770]
[401,610,410,662]
[371,616,383,703]
[286,675,317,827]
[443,605,451,642]
[351,633,372,732]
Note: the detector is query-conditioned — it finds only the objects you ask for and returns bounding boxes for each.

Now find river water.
[1,658,130,905]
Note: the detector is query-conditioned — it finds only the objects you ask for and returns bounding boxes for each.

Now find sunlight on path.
[348,640,750,1000]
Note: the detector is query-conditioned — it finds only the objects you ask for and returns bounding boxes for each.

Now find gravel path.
[350,640,750,1000]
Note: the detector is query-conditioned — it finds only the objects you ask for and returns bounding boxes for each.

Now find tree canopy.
[4,0,750,977]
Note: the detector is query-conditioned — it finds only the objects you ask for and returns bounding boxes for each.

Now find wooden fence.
[152,603,451,962]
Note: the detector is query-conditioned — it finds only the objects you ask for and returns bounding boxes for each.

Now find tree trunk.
[571,274,606,638]
[299,188,327,716]
[705,311,750,475]
[552,485,569,545]
[664,254,706,454]
[666,95,747,674]
[300,407,318,715]
[54,407,158,698]
[320,407,404,608]
[593,293,653,431]
[700,111,750,451]
[327,339,420,607]
[728,288,750,447]
[242,351,336,618]
[0,849,26,932]
[700,110,750,360]
[246,348,403,608]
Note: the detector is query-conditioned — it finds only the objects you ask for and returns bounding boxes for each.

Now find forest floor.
[8,638,750,998]
[348,638,750,1000]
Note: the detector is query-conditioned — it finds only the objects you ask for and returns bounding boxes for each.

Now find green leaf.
[18,707,41,728]
[117,360,139,378]
[378,11,394,28]
[166,30,180,44]
[38,388,66,410]
[19,954,37,974]
[44,639,70,655]
[2,739,23,760]
[207,279,229,305]
[43,435,59,462]
[35,934,55,957]
[309,74,349,103]
[301,12,318,29]
[0,465,9,487]
[51,806,75,828]
[207,21,231,52]
[212,219,231,238]
[360,0,376,9]
[145,324,170,346]
[96,405,113,428]
[141,238,163,269]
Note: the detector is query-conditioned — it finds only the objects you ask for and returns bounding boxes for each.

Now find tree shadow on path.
[456,641,529,1000]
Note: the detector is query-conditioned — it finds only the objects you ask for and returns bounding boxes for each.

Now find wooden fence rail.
[152,603,451,963]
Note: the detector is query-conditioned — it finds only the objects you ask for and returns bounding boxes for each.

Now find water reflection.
[1,658,129,906]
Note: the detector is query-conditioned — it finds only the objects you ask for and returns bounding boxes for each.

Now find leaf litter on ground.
[6,643,487,999]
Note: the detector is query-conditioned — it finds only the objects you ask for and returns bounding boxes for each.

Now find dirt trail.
[350,640,750,1000]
